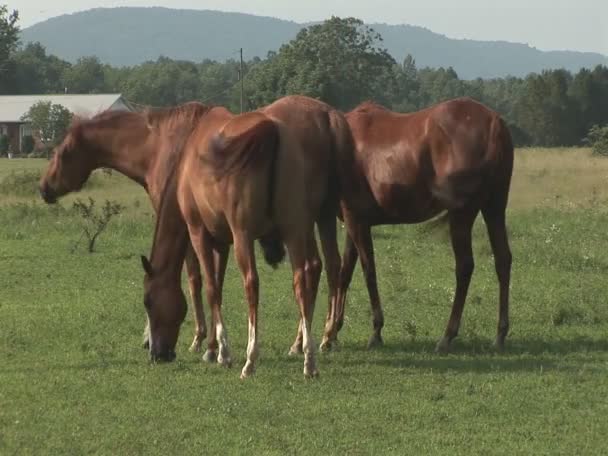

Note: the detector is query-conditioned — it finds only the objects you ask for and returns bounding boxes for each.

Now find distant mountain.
[20,7,608,79]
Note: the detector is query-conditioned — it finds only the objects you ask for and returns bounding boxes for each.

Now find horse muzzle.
[150,349,176,363]
[39,183,58,204]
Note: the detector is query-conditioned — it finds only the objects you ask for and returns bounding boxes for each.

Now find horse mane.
[147,108,210,264]
[144,102,214,131]
[68,102,214,136]
[351,100,390,114]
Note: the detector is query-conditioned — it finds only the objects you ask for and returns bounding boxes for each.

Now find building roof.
[0,94,132,123]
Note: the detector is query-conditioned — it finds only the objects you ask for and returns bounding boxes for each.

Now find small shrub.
[72,197,124,253]
[584,125,608,156]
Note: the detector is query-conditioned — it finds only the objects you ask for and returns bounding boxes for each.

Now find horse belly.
[374,183,442,224]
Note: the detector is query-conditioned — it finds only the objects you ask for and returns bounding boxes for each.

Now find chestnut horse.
[39,103,212,352]
[141,96,353,378]
[323,97,514,353]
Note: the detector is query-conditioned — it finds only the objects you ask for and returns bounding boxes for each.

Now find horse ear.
[140,255,154,276]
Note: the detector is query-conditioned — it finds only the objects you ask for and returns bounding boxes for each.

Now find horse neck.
[149,168,188,279]
[81,122,155,187]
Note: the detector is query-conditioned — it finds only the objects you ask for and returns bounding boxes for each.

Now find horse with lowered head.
[141,96,354,378]
[39,103,214,352]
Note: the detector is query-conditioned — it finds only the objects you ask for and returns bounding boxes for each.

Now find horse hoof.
[319,340,332,352]
[304,367,320,379]
[320,338,339,352]
[288,343,303,356]
[202,350,217,363]
[240,364,256,379]
[435,337,451,354]
[367,334,384,349]
[494,338,506,353]
[189,336,204,353]
[218,353,232,368]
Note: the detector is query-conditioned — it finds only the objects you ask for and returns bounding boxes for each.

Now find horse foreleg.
[185,246,207,353]
[345,216,384,349]
[436,209,478,353]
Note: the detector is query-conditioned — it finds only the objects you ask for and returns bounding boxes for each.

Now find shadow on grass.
[337,334,608,356]
[319,335,608,373]
[4,336,606,376]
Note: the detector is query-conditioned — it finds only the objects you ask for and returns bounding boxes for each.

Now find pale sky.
[7,0,608,55]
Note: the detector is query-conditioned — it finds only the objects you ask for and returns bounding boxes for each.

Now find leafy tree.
[245,17,396,110]
[21,101,72,147]
[62,56,106,93]
[12,42,70,94]
[122,57,203,106]
[0,5,19,93]
[417,67,464,107]
[389,55,420,111]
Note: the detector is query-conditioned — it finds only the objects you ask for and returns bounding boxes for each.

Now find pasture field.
[1,148,608,455]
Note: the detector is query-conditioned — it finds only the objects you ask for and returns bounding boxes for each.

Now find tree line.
[2,10,608,148]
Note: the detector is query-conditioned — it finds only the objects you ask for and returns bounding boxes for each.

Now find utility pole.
[239,48,244,113]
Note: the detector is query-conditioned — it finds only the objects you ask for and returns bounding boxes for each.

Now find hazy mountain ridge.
[20,7,608,79]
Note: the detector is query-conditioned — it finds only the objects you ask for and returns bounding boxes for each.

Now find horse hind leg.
[317,214,342,352]
[185,246,207,353]
[481,205,512,351]
[189,228,231,367]
[233,233,260,379]
[289,230,324,356]
[436,209,478,353]
[286,233,321,378]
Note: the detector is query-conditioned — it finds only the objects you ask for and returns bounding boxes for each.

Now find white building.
[0,94,133,154]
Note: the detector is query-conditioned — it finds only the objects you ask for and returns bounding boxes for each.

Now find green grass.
[1,151,608,454]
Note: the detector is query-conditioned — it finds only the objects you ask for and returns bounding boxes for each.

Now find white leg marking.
[301,319,318,378]
[288,319,304,356]
[216,320,232,367]
[241,321,258,379]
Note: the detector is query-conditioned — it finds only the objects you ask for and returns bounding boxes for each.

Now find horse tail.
[207,116,285,268]
[327,110,359,215]
[431,114,512,210]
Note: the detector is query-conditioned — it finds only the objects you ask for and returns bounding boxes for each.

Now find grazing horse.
[322,97,514,353]
[141,96,353,378]
[39,104,212,352]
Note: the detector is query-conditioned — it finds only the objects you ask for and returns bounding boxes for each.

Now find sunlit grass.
[1,151,607,454]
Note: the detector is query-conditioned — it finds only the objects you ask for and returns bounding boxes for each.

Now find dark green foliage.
[245,17,396,110]
[3,12,608,148]
[0,5,19,93]
[585,125,608,156]
[21,101,72,146]
[0,133,8,155]
[20,135,34,155]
